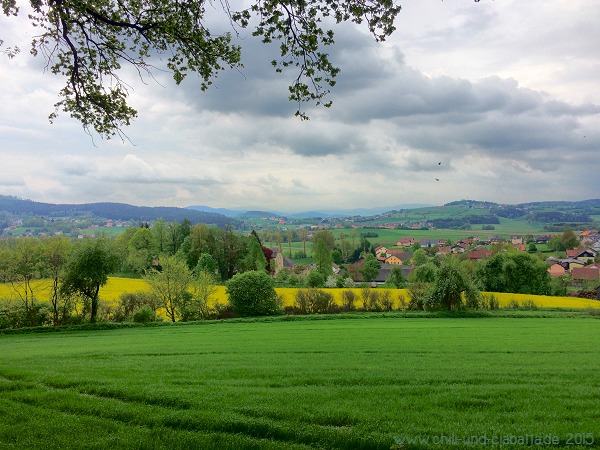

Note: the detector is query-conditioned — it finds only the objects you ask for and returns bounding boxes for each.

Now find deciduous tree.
[3,238,43,314]
[286,229,295,258]
[152,219,168,254]
[360,253,380,283]
[146,255,192,322]
[313,238,333,277]
[298,228,309,257]
[476,252,551,295]
[61,237,119,322]
[41,236,72,325]
[548,229,580,252]
[412,248,428,266]
[313,230,336,252]
[425,257,479,310]
[127,227,157,274]
[386,266,407,288]
[243,230,268,272]
[195,252,217,277]
[187,270,217,320]
[410,262,438,283]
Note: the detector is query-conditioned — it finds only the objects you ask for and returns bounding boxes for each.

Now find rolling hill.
[0,196,237,227]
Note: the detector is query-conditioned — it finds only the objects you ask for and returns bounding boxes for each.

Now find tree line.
[0,221,576,329]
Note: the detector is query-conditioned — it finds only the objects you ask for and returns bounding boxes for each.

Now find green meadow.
[1,317,599,449]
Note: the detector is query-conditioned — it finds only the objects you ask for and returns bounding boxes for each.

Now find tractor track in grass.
[1,374,385,450]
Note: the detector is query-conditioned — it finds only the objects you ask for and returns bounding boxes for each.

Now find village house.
[548,264,567,277]
[573,248,597,264]
[572,264,600,283]
[419,239,442,248]
[511,236,524,245]
[387,249,413,261]
[436,246,451,256]
[535,235,552,244]
[397,237,415,247]
[374,246,389,260]
[566,249,579,258]
[384,255,403,265]
[270,248,296,274]
[467,247,492,261]
[374,264,414,284]
[555,258,586,272]
[451,242,468,254]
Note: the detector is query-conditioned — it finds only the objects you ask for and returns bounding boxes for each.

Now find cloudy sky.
[1,0,599,213]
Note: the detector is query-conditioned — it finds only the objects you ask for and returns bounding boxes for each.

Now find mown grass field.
[1,317,599,449]
[1,278,599,311]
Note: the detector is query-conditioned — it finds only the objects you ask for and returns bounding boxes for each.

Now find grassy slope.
[0,318,599,449]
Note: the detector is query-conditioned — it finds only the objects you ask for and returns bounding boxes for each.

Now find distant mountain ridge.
[187,203,434,218]
[0,195,236,227]
[3,195,599,230]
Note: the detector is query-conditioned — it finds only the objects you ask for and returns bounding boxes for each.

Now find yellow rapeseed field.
[0,277,598,310]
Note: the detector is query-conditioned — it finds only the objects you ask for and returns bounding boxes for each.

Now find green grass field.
[327,228,526,246]
[1,317,599,449]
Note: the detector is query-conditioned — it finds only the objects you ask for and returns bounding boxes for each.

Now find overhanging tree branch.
[1,0,409,137]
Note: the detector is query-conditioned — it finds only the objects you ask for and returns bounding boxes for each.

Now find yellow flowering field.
[276,288,600,310]
[0,277,151,308]
[99,277,151,305]
[482,291,600,309]
[0,278,598,310]
[0,279,56,303]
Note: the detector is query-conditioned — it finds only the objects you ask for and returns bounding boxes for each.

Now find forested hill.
[0,196,236,227]
[443,199,600,224]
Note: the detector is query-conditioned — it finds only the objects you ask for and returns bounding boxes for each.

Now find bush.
[521,299,538,310]
[213,302,238,319]
[275,268,291,284]
[288,274,301,286]
[340,290,357,311]
[408,282,429,310]
[227,271,282,317]
[398,293,407,310]
[465,293,481,309]
[508,299,520,309]
[132,306,156,323]
[0,300,51,329]
[481,293,499,310]
[361,288,392,312]
[325,275,338,288]
[0,300,19,329]
[294,289,335,314]
[115,291,156,322]
[343,277,355,288]
[177,291,203,321]
[379,290,394,311]
[21,302,51,327]
[305,270,325,288]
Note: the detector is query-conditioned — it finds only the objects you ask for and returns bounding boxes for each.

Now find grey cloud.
[273,127,365,158]
[1,0,599,210]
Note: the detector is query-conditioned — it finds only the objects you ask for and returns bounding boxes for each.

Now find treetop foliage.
[1,0,401,137]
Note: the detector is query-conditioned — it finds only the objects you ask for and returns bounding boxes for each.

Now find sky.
[1,0,599,213]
